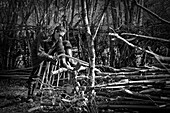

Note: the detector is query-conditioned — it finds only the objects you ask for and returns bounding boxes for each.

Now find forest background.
[0,0,170,71]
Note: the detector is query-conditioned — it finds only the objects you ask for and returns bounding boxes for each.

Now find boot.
[27,81,36,102]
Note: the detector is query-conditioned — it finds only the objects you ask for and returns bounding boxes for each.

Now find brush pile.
[0,64,170,112]
[95,65,170,112]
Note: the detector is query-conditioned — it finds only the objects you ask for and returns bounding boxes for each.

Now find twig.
[121,33,170,42]
[134,0,170,25]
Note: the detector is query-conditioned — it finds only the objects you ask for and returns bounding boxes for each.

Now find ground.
[0,78,35,113]
[0,76,170,113]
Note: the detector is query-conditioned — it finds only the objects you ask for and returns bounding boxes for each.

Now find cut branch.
[109,33,170,73]
[134,0,170,25]
[109,33,159,57]
[96,79,169,87]
[121,33,170,42]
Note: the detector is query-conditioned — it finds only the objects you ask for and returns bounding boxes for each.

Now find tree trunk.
[139,0,144,26]
[110,0,120,68]
[69,0,75,26]
[81,0,95,87]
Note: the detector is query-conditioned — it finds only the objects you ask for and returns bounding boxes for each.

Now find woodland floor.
[0,78,40,113]
[0,73,170,113]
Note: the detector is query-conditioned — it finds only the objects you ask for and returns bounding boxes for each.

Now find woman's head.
[50,26,66,41]
[54,26,66,37]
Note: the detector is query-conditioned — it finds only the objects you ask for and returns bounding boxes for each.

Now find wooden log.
[96,79,168,87]
[97,100,163,106]
[114,96,169,104]
[122,89,170,102]
[97,104,170,110]
[139,88,170,97]
[96,74,170,80]
[0,75,29,79]
[0,74,29,77]
[96,68,170,76]
[0,72,30,75]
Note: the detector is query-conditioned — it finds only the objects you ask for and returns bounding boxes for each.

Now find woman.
[27,26,72,102]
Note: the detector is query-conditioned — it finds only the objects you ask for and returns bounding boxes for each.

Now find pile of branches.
[0,55,170,113]
[94,65,170,112]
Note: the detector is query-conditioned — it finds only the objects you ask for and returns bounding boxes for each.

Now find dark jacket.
[31,32,65,67]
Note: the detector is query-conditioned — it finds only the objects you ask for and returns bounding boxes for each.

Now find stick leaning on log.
[108,33,170,73]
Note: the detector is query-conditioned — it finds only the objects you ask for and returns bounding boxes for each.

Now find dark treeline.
[0,0,170,70]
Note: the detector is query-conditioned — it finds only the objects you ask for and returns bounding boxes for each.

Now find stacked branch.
[94,65,170,110]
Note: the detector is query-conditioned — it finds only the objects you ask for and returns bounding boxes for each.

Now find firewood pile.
[0,64,170,112]
[94,65,170,112]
